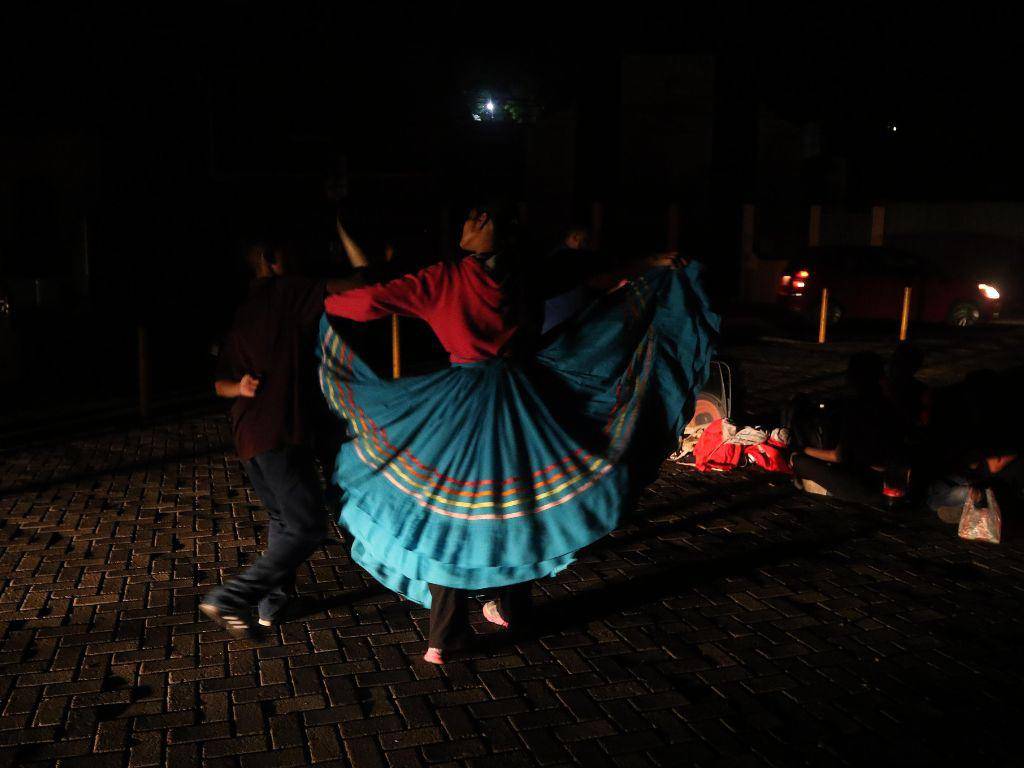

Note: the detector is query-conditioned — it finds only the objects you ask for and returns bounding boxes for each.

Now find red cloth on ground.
[692,419,793,474]
[744,440,793,474]
[693,420,745,472]
[325,256,518,364]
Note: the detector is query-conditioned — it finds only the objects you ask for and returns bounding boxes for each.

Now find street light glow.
[486,101,495,113]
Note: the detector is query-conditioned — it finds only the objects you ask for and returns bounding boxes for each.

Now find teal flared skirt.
[317,264,719,606]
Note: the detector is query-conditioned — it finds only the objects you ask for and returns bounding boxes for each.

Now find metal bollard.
[818,288,829,344]
[385,244,401,380]
[391,315,401,379]
[899,286,912,341]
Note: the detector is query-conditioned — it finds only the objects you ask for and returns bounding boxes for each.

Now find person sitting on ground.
[928,410,1023,526]
[921,364,1023,519]
[791,352,904,504]
[928,452,1020,522]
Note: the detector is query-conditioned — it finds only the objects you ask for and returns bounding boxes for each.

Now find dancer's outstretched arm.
[581,251,684,293]
[325,263,439,322]
[540,248,683,301]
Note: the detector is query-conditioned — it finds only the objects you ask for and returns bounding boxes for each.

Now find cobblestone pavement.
[1,330,1023,768]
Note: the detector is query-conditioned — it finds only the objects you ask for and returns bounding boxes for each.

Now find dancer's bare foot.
[483,601,510,629]
[423,647,444,665]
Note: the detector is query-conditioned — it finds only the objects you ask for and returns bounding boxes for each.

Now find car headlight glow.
[978,283,1000,300]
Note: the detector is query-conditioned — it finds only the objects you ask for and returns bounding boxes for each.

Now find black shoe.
[258,593,303,627]
[199,602,260,639]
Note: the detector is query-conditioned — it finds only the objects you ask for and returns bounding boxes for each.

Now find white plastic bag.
[958,488,1002,544]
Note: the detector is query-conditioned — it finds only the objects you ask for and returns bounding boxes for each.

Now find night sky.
[5,4,1021,201]
[2,3,1022,298]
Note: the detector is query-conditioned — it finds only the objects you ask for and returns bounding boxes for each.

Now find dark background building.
[1,2,1021,423]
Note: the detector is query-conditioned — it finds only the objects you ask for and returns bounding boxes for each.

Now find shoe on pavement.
[199,603,259,640]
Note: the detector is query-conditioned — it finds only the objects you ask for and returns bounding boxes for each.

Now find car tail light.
[779,269,810,296]
[978,283,1000,300]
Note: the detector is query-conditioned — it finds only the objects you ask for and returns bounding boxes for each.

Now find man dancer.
[200,240,359,637]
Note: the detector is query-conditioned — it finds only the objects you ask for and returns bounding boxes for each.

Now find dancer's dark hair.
[471,197,525,256]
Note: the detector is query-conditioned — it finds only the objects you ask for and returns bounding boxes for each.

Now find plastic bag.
[958,488,1002,544]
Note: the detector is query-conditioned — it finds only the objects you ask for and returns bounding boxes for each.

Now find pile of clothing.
[672,418,792,474]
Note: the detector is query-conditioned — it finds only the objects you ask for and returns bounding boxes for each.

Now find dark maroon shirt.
[216,276,326,461]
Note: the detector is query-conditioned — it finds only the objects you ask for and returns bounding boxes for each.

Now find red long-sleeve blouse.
[324,256,518,364]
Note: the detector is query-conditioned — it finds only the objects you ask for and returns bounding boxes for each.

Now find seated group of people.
[788,344,1023,529]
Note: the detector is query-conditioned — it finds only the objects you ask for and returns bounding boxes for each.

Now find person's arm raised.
[336,216,371,269]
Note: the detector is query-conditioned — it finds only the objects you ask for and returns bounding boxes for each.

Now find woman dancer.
[320,201,718,663]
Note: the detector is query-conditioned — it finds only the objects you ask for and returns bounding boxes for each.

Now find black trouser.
[793,454,879,504]
[428,583,533,650]
[312,402,346,513]
[205,445,326,620]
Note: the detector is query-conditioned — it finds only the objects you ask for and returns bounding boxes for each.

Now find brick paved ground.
[1,328,1023,768]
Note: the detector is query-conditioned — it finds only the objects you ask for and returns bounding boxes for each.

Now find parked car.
[886,233,1024,316]
[777,246,1002,326]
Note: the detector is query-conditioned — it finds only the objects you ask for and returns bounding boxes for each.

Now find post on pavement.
[899,286,912,341]
[818,289,829,345]
[386,244,401,379]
